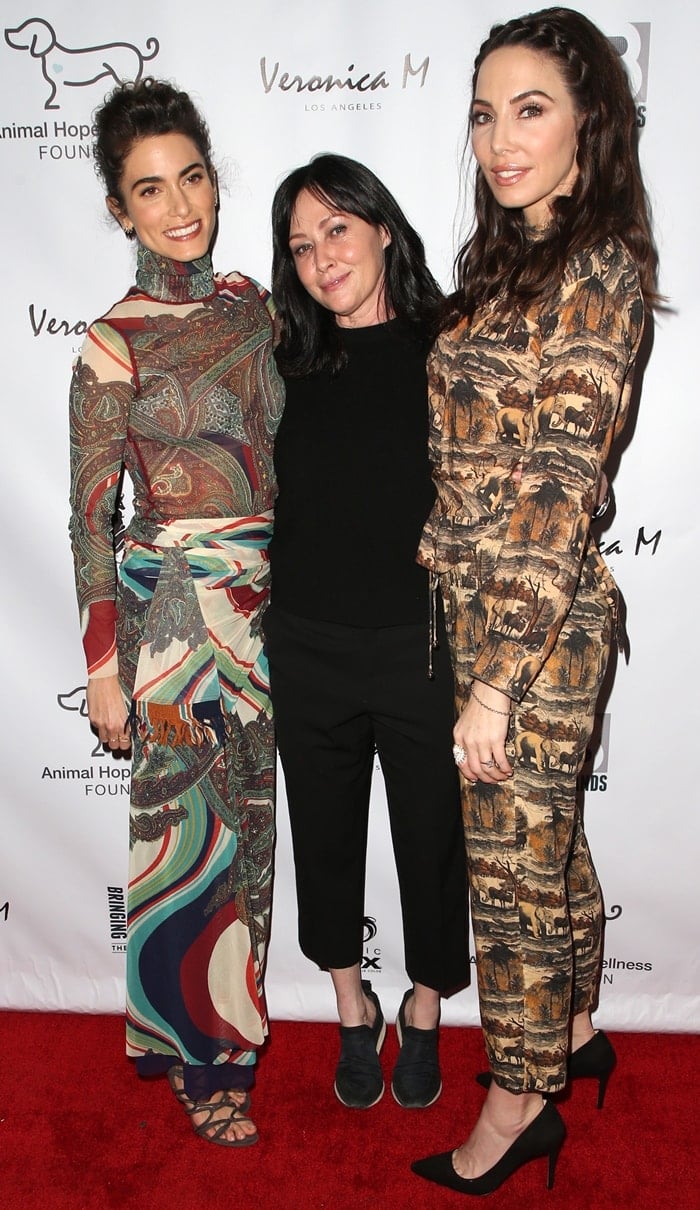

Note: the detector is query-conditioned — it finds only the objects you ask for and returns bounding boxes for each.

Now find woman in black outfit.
[265,154,469,1109]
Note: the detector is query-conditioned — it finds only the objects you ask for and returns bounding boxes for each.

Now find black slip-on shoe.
[391,987,442,1108]
[334,980,386,1108]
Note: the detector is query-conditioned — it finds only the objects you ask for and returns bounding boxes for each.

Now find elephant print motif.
[496,404,529,446]
[514,730,552,772]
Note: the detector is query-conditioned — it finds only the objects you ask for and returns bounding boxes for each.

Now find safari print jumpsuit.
[418,237,644,1092]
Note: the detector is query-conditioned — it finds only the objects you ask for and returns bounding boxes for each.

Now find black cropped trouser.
[264,605,469,992]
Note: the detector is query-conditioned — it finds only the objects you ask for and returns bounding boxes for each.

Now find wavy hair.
[450,6,659,323]
[94,77,215,208]
[271,154,443,377]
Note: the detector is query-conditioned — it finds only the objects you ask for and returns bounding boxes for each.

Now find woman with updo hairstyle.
[411,7,658,1195]
[68,78,284,1146]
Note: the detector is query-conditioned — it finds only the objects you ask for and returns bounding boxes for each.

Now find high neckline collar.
[134,244,215,303]
[524,220,553,243]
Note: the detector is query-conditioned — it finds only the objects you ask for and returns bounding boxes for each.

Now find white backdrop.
[1,1,697,1032]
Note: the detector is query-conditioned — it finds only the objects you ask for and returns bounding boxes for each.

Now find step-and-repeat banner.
[1,1,697,1031]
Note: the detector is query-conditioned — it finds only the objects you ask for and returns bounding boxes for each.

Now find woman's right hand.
[453,682,513,784]
[87,676,131,750]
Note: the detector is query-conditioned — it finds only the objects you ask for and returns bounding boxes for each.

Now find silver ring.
[452,743,466,766]
[481,758,495,769]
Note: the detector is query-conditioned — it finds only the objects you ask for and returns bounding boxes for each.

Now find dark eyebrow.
[511,88,554,103]
[129,161,205,191]
[289,210,339,242]
[472,88,554,108]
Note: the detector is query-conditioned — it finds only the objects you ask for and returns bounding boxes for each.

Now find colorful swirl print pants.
[116,515,274,1094]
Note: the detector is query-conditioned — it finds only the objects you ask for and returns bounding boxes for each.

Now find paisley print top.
[418,236,645,700]
[69,246,285,678]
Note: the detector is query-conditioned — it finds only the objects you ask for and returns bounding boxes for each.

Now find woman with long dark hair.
[69,79,284,1146]
[266,154,469,1111]
[411,7,658,1195]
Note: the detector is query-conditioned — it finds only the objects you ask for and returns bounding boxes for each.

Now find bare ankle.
[409,984,440,1030]
[481,1086,543,1133]
[571,1010,595,1051]
[331,967,373,1028]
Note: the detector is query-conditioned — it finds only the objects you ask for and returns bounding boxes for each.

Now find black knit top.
[270,319,435,627]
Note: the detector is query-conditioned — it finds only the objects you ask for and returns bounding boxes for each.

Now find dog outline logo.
[4,17,159,110]
[58,685,103,757]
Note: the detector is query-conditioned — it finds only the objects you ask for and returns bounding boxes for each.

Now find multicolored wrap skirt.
[116,514,275,1076]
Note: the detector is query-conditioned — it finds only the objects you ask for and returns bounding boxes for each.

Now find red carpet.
[0,1012,696,1209]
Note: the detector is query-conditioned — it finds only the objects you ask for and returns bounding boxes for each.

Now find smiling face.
[288,188,391,328]
[471,45,581,229]
[107,132,217,261]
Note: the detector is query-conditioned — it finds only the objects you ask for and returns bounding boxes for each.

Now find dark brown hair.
[94,77,214,208]
[272,154,443,377]
[451,6,659,322]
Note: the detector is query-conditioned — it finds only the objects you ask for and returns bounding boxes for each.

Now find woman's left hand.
[453,682,513,784]
[86,675,131,751]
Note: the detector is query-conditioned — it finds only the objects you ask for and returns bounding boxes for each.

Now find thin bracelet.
[470,682,511,716]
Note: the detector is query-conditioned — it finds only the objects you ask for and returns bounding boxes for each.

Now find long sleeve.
[471,251,644,698]
[68,321,135,676]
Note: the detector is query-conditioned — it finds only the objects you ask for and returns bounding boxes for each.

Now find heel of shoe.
[568,1030,616,1109]
[596,1068,612,1110]
[546,1139,563,1190]
[543,1103,566,1191]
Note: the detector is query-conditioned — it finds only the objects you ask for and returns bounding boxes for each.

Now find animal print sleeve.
[471,248,644,700]
[68,320,135,678]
